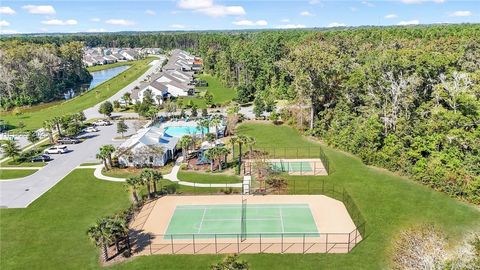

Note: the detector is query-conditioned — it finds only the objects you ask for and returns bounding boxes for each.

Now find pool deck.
[130,195,361,255]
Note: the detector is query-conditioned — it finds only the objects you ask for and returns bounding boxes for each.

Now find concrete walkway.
[85,157,242,188]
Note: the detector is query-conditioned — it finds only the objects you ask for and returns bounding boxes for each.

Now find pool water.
[164,126,209,137]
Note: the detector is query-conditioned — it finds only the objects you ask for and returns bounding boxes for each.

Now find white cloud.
[233,20,267,26]
[0,6,15,15]
[309,0,320,4]
[449,11,472,17]
[400,0,445,3]
[281,18,290,23]
[86,28,106,32]
[432,0,445,2]
[397,19,420,25]
[177,0,245,17]
[0,20,10,27]
[41,19,78,26]
[385,14,398,19]
[198,6,245,17]
[361,1,375,7]
[328,22,346,27]
[22,5,55,15]
[105,19,135,26]
[170,24,185,29]
[276,24,306,29]
[90,18,101,22]
[178,0,213,9]
[0,29,19,34]
[300,11,313,17]
[145,9,156,16]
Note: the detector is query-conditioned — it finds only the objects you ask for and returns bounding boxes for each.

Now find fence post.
[260,234,262,253]
[237,234,240,253]
[193,234,196,254]
[303,233,305,254]
[355,228,358,245]
[281,233,284,253]
[171,235,174,254]
[149,234,152,255]
[348,232,351,252]
[325,234,329,253]
[215,234,217,254]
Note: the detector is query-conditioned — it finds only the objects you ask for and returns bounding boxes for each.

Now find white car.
[83,126,99,133]
[93,120,112,126]
[44,145,69,154]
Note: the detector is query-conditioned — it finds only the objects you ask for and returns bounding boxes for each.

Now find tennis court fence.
[133,228,364,255]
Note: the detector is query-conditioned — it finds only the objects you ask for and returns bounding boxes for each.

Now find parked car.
[31,154,52,162]
[93,120,112,126]
[57,137,80,144]
[44,145,69,154]
[83,126,99,133]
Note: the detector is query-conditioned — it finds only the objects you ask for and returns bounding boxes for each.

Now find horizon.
[0,0,479,35]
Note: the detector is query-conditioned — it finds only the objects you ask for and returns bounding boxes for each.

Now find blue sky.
[0,0,478,34]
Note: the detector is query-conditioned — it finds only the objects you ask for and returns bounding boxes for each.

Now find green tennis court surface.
[164,204,319,239]
[271,161,313,172]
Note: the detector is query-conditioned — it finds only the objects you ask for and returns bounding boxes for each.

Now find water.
[88,65,130,90]
[164,126,209,137]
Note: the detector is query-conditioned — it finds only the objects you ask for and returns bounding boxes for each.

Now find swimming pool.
[164,126,209,137]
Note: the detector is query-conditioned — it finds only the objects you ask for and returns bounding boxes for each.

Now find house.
[155,73,194,97]
[103,55,117,64]
[93,56,106,65]
[83,56,96,67]
[121,50,139,60]
[132,81,169,104]
[111,53,126,61]
[117,126,179,167]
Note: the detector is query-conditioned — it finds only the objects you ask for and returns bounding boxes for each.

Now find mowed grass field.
[0,122,478,270]
[0,169,37,180]
[178,74,236,109]
[178,170,242,184]
[86,61,131,72]
[0,57,155,132]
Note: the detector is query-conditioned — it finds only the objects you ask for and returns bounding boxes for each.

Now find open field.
[86,61,132,72]
[0,123,478,270]
[0,169,37,180]
[177,74,236,109]
[0,57,155,132]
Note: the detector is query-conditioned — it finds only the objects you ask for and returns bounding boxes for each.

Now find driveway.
[0,121,135,208]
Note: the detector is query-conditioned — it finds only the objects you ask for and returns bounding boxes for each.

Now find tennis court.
[164,203,319,239]
[131,195,361,255]
[245,158,328,175]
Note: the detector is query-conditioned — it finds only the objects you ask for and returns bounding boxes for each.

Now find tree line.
[0,40,91,109]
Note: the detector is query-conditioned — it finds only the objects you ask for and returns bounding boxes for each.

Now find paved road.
[83,55,165,120]
[0,122,135,208]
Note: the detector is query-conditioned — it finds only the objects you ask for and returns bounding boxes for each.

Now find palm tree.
[51,116,63,137]
[204,147,217,172]
[96,152,108,170]
[27,130,39,150]
[236,135,252,172]
[228,136,238,160]
[125,177,142,204]
[99,145,116,169]
[246,136,256,157]
[141,169,163,197]
[1,140,20,161]
[87,218,113,261]
[210,117,222,139]
[110,216,130,254]
[43,120,55,144]
[178,135,193,161]
[216,147,231,171]
[197,119,210,139]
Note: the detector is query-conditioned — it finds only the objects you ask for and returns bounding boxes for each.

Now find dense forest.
[1,25,478,203]
[0,41,91,109]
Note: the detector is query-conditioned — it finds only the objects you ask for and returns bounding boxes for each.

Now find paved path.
[0,122,135,208]
[85,157,242,188]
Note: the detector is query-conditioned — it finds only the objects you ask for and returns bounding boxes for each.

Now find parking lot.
[0,121,135,208]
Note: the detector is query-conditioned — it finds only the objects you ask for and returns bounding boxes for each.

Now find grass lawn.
[0,160,47,167]
[87,61,131,72]
[0,57,155,132]
[197,74,236,104]
[0,169,37,180]
[178,170,242,184]
[1,123,478,270]
[102,165,174,179]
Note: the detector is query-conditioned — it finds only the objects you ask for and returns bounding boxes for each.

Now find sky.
[0,0,478,34]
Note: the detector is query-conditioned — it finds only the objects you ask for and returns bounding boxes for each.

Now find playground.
[130,195,360,255]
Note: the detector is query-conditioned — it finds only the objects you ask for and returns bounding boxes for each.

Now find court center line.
[197,208,207,234]
[279,207,285,233]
